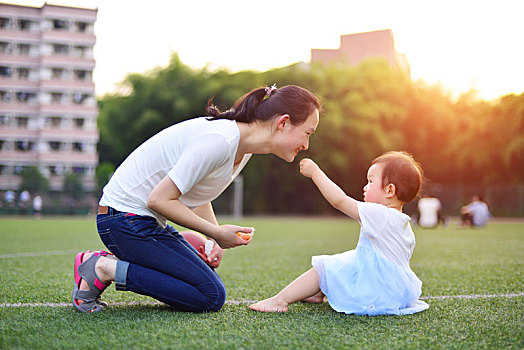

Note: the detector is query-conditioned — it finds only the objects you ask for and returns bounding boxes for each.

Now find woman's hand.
[300,158,320,178]
[214,225,253,249]
[197,240,224,268]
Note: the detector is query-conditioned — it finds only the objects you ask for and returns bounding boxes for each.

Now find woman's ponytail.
[207,87,267,123]
[207,85,320,125]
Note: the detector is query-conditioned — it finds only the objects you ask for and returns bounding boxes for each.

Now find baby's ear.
[385,183,396,198]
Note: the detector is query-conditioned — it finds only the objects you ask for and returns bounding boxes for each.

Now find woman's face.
[274,109,319,162]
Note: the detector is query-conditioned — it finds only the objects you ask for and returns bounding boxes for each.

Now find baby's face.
[363,163,387,205]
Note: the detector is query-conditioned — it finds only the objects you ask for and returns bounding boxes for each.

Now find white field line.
[0,293,523,309]
[0,250,79,258]
[1,251,523,307]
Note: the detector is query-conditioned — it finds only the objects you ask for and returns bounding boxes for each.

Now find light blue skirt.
[312,237,429,316]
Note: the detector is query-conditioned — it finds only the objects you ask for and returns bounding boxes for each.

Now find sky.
[7,0,524,100]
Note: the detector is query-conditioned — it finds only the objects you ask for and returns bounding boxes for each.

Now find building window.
[72,142,84,152]
[0,115,8,125]
[74,69,88,80]
[14,165,26,174]
[51,92,62,104]
[73,45,87,57]
[17,67,29,80]
[18,43,30,55]
[15,116,29,128]
[73,118,85,128]
[48,141,62,151]
[72,93,88,104]
[46,116,61,128]
[14,141,34,152]
[0,41,12,54]
[53,44,69,55]
[0,140,5,151]
[76,22,88,32]
[0,164,7,174]
[72,166,86,174]
[52,68,64,79]
[16,92,36,103]
[0,66,12,77]
[53,19,69,30]
[0,17,10,29]
[48,165,64,175]
[18,19,31,31]
[0,91,11,101]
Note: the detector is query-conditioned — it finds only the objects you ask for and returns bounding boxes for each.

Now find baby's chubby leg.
[302,290,325,304]
[249,268,321,312]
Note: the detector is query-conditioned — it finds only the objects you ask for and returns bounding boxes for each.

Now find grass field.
[0,216,522,349]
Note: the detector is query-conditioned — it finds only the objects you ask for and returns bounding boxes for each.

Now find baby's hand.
[300,158,319,178]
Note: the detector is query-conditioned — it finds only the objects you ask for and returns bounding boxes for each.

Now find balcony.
[40,54,95,68]
[41,30,95,45]
[40,79,94,91]
[38,150,98,165]
[0,100,39,113]
[0,76,39,89]
[39,128,98,141]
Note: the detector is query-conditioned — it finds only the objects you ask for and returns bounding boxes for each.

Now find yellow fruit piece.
[237,232,252,240]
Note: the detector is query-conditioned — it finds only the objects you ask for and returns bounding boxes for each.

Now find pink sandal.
[72,250,113,313]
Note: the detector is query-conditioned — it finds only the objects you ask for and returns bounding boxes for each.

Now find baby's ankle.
[274,294,291,308]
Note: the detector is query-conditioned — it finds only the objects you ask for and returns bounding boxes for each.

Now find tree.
[18,166,49,193]
[95,161,115,195]
[63,173,83,200]
[96,53,524,214]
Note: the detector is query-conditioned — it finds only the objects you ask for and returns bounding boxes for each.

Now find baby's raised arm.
[300,158,360,221]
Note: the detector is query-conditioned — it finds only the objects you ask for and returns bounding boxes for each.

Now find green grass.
[0,217,523,349]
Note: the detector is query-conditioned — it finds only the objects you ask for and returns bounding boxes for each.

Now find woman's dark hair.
[206,85,321,126]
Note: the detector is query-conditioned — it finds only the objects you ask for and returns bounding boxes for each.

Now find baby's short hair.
[371,151,423,203]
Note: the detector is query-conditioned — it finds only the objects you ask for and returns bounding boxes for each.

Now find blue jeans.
[96,207,226,312]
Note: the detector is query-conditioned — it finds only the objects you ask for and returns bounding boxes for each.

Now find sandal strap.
[77,252,110,299]
[74,299,104,313]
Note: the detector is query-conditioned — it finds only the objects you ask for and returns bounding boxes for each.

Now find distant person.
[72,85,321,313]
[19,190,30,208]
[5,190,15,207]
[33,194,42,218]
[417,195,447,227]
[250,151,429,315]
[461,195,491,228]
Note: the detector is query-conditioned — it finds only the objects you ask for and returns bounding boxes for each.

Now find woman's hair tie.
[265,84,277,98]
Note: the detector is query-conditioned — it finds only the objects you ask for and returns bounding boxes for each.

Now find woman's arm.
[192,202,218,225]
[147,176,252,249]
[192,202,225,267]
[300,158,360,221]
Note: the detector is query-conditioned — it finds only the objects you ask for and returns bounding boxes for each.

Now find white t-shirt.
[357,202,415,270]
[417,197,441,227]
[33,196,42,210]
[100,117,251,225]
[466,201,490,227]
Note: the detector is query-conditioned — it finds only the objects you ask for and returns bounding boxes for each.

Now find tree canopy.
[97,54,524,214]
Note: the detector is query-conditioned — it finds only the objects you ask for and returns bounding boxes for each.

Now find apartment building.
[0,2,98,192]
[311,29,410,76]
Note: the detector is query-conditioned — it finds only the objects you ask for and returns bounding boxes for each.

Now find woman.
[73,85,321,313]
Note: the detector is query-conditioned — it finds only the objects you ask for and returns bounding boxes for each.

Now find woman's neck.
[236,121,274,159]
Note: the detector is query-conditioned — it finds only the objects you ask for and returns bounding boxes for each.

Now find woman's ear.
[385,183,396,198]
[276,114,290,131]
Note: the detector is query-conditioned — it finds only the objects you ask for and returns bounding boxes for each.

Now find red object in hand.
[180,231,206,252]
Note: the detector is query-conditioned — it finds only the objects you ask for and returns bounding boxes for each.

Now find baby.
[250,151,429,315]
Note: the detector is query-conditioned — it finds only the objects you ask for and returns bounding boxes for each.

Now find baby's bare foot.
[249,296,288,312]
